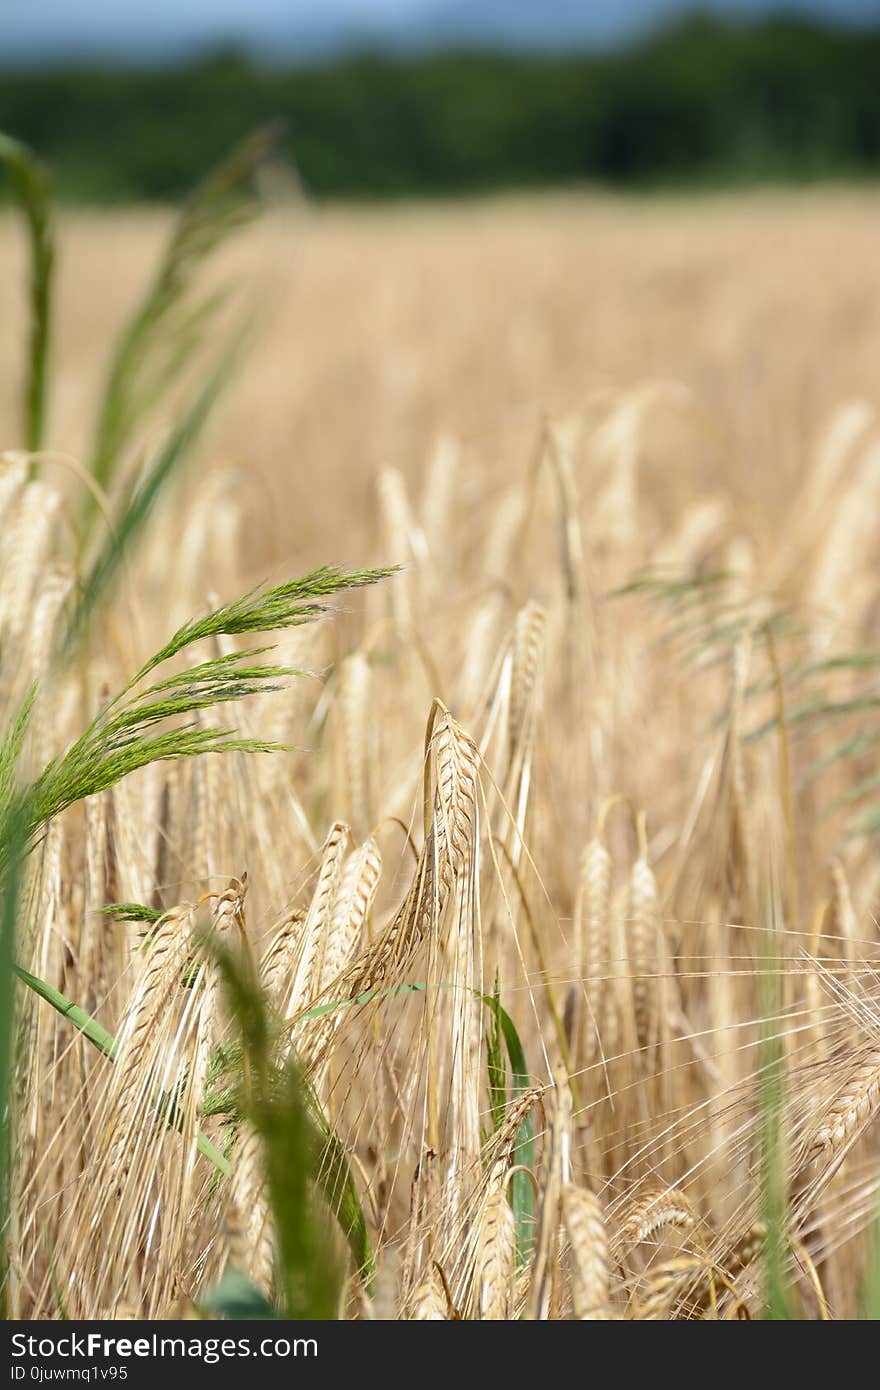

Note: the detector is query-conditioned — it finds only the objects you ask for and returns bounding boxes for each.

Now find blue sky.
[4,0,878,63]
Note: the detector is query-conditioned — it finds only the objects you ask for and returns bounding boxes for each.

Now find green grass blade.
[295,979,534,1262]
[30,567,391,835]
[485,973,507,1135]
[83,126,276,540]
[200,1268,279,1320]
[0,689,36,826]
[0,805,27,1310]
[210,939,343,1317]
[67,343,241,649]
[0,134,54,455]
[305,1082,375,1287]
[13,960,227,1183]
[13,962,117,1058]
[490,996,535,1265]
[100,903,163,926]
[862,1188,880,1319]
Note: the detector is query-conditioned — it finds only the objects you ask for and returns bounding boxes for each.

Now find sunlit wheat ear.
[319,838,382,996]
[299,838,384,1075]
[610,881,638,1060]
[561,1184,611,1320]
[0,479,60,645]
[336,652,371,837]
[227,1122,275,1295]
[26,560,72,697]
[51,897,213,1317]
[430,707,484,1194]
[400,1146,442,1300]
[575,833,613,1065]
[197,886,237,1001]
[636,1254,709,1320]
[284,820,350,1024]
[808,1045,880,1158]
[679,1223,767,1319]
[508,599,545,755]
[432,704,481,881]
[485,1084,544,1170]
[471,1160,517,1320]
[721,1222,766,1281]
[155,883,239,1305]
[408,1265,449,1320]
[334,706,478,1001]
[620,1183,698,1246]
[100,903,197,1178]
[259,908,305,1008]
[626,814,660,1054]
[209,871,249,958]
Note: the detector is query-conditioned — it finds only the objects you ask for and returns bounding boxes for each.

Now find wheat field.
[3,188,880,1319]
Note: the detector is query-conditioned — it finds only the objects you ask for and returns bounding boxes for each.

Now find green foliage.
[2,567,388,869]
[82,126,275,541]
[0,127,273,535]
[485,973,507,1136]
[0,804,27,1305]
[127,566,390,685]
[487,993,535,1265]
[209,979,533,1282]
[0,125,280,649]
[11,941,372,1299]
[1,19,878,203]
[200,1267,280,1320]
[305,1081,374,1287]
[26,664,284,832]
[0,134,53,452]
[100,902,163,926]
[13,961,118,1061]
[0,131,393,1320]
[611,567,797,674]
[70,342,243,639]
[862,1198,880,1319]
[0,691,36,819]
[10,914,533,1312]
[210,937,345,1317]
[12,957,234,1180]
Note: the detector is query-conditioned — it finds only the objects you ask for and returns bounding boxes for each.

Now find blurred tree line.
[1,17,878,200]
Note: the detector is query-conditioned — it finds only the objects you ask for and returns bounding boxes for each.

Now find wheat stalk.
[562,1184,611,1319]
